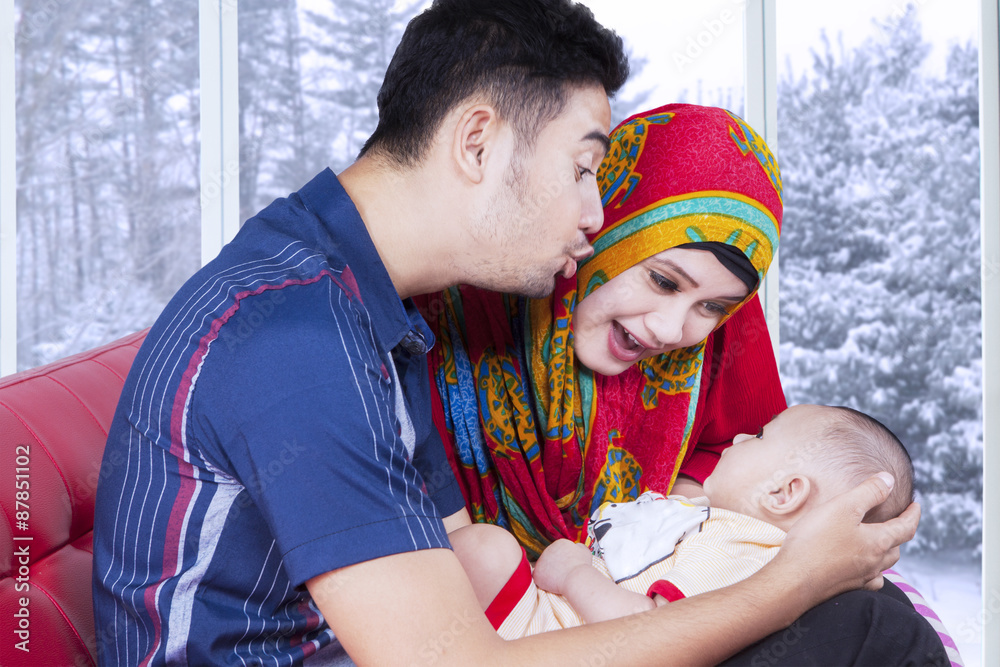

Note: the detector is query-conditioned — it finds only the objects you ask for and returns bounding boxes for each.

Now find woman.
[421,103,785,557]
[420,104,951,665]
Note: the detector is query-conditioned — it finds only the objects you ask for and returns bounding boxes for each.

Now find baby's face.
[703,404,830,515]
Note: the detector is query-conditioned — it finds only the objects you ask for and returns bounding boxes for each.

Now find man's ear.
[451,104,501,184]
[763,475,812,517]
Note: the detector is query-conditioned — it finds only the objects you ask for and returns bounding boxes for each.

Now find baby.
[449,404,915,639]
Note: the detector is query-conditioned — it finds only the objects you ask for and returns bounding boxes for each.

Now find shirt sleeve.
[679,295,788,483]
[190,281,451,588]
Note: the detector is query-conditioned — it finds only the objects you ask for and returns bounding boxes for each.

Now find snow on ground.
[894,552,982,667]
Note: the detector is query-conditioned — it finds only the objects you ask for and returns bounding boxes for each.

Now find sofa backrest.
[0,330,147,667]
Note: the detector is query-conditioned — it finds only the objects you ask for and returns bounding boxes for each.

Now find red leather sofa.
[0,330,147,667]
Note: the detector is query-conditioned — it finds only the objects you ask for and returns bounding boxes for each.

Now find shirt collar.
[297,168,433,353]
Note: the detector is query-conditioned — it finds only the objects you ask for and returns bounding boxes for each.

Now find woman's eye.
[649,271,678,292]
[755,428,764,439]
[703,301,729,317]
[576,165,594,180]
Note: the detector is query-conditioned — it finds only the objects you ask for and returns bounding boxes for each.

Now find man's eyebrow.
[583,130,611,154]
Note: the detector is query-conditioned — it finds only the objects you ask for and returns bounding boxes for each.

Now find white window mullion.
[743,0,779,360]
[199,0,240,266]
[979,2,999,665]
[1,0,16,376]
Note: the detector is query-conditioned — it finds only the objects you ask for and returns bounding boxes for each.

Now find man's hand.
[774,472,920,606]
[532,539,594,595]
[308,548,507,665]
[304,476,920,666]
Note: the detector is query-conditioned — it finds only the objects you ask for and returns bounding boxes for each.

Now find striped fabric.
[883,569,965,667]
[92,169,461,666]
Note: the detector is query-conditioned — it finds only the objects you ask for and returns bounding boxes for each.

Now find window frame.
[979,2,999,665]
[199,0,240,267]
[1,0,15,375]
[744,0,780,359]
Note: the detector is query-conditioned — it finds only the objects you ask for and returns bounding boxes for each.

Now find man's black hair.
[359,0,629,166]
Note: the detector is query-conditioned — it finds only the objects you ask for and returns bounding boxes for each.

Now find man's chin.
[495,272,557,299]
[469,264,561,299]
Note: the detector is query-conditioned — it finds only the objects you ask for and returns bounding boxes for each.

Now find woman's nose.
[732,432,753,445]
[644,307,685,348]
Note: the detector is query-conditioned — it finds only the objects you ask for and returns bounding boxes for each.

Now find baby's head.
[703,404,913,531]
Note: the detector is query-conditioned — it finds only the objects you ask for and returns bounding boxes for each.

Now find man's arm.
[532,539,657,623]
[308,473,918,666]
[442,507,472,533]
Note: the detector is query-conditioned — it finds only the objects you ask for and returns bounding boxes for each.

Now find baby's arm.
[532,539,659,624]
[449,522,525,613]
[669,474,704,498]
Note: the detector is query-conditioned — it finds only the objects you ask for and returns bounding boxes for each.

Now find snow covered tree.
[14,0,200,368]
[304,0,422,171]
[777,8,982,553]
[238,0,320,220]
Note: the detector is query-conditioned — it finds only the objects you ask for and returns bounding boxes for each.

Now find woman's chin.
[575,348,631,377]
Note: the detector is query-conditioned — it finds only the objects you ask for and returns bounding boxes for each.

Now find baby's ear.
[764,475,811,517]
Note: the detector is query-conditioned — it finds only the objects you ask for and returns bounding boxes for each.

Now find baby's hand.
[532,539,593,595]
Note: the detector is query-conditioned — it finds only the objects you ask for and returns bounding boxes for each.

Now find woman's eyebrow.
[649,256,748,302]
[650,257,699,286]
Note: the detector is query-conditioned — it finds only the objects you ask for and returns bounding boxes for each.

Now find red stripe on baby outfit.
[485,547,532,630]
[647,580,686,602]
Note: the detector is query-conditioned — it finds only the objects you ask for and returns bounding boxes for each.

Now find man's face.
[475,85,612,298]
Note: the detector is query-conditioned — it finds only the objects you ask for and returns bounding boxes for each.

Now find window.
[582,0,747,122]
[1,2,996,663]
[776,1,983,662]
[9,0,200,370]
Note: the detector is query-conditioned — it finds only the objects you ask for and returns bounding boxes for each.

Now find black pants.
[719,581,950,666]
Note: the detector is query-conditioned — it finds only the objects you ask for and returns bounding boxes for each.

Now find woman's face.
[573,247,751,376]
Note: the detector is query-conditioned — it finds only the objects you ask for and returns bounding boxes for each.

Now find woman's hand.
[532,539,594,595]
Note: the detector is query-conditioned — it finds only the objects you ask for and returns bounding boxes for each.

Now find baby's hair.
[814,406,914,523]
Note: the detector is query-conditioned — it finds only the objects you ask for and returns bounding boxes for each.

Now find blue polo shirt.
[93,169,464,666]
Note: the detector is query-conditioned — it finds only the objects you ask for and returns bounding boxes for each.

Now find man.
[93,1,920,665]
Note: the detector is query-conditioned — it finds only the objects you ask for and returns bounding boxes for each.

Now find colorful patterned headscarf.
[424,104,782,556]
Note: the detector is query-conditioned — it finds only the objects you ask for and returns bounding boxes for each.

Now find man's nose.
[580,180,604,235]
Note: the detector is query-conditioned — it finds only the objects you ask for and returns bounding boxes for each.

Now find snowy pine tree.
[778,8,982,553]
